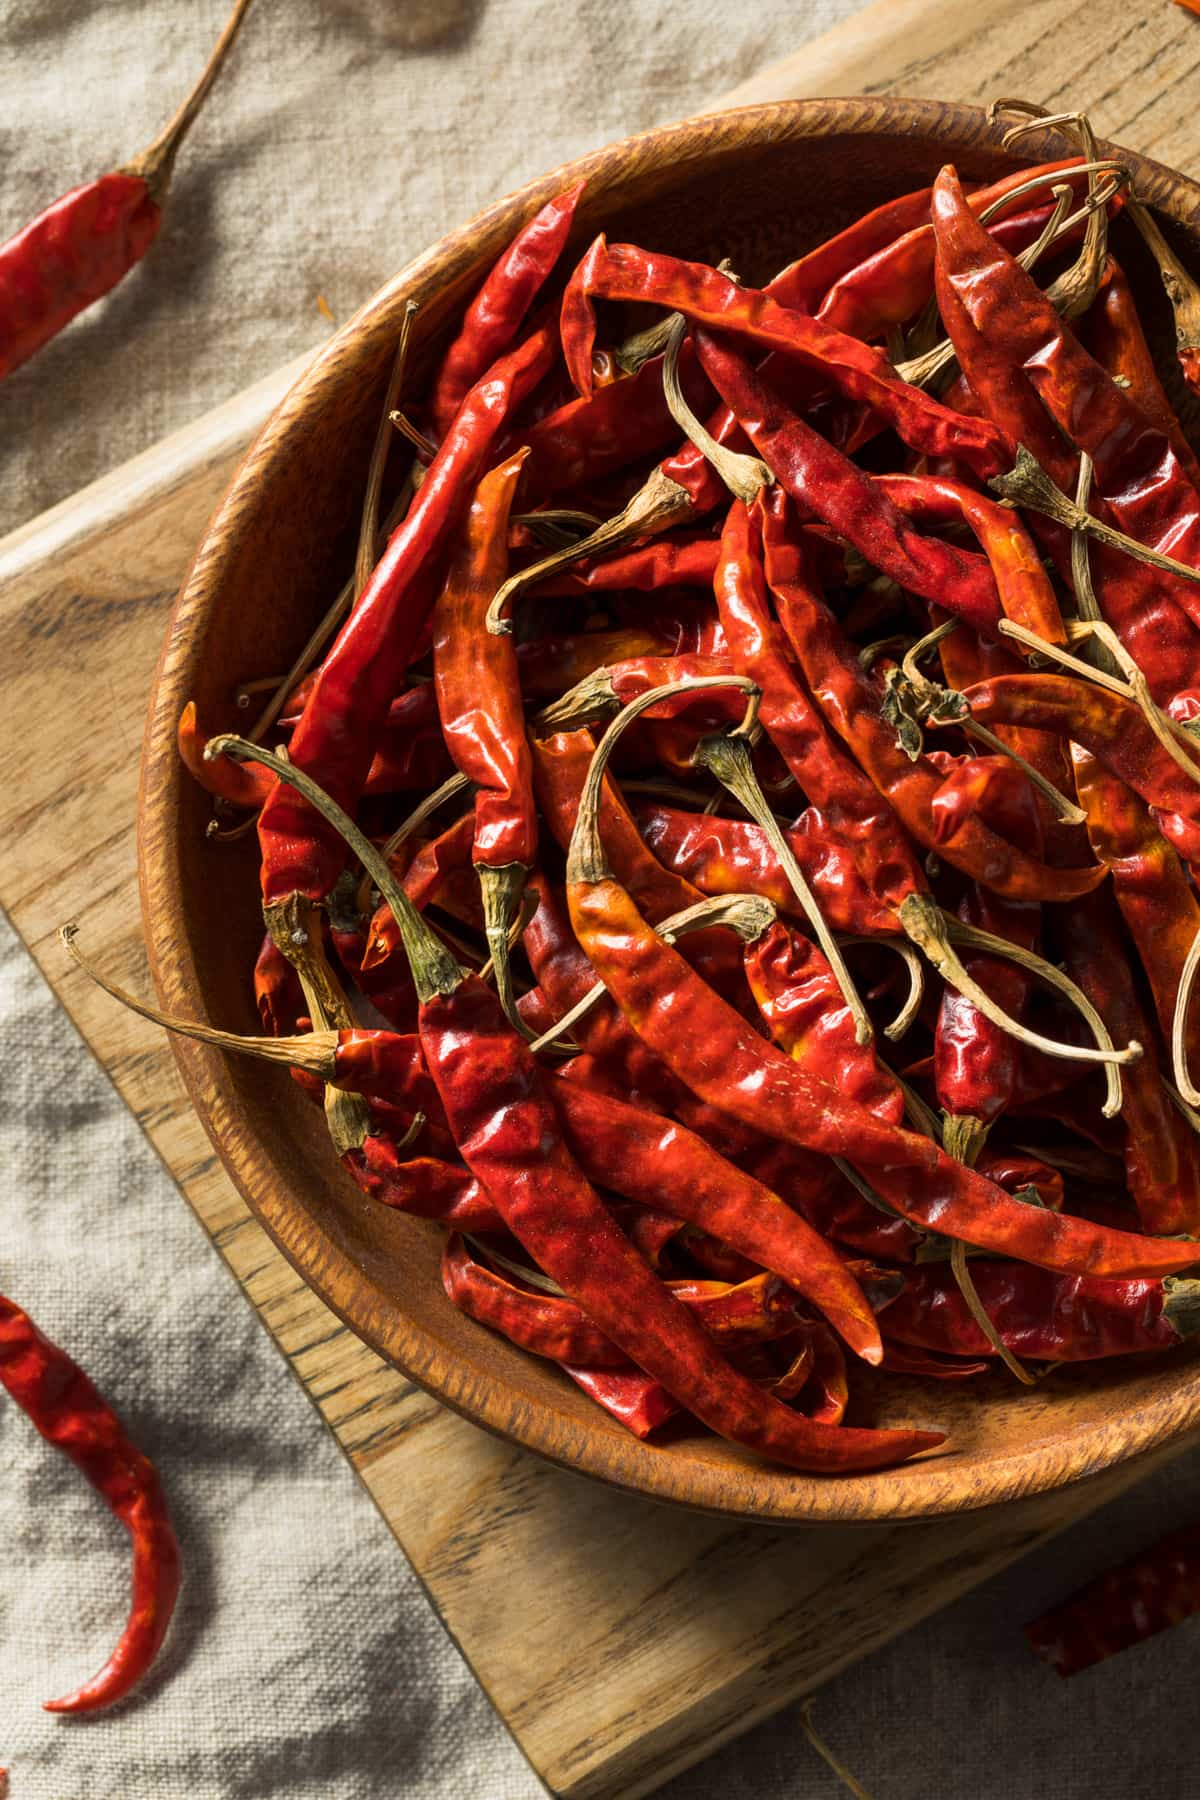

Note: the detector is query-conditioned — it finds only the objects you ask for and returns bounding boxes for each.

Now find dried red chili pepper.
[1083,259,1200,486]
[532,535,720,596]
[0,0,253,380]
[0,1294,181,1712]
[877,1264,1200,1362]
[564,1365,679,1438]
[215,735,943,1472]
[563,706,1191,1280]
[257,321,556,905]
[965,672,1200,871]
[1026,1518,1200,1676]
[432,448,537,1033]
[561,238,1005,472]
[428,183,584,440]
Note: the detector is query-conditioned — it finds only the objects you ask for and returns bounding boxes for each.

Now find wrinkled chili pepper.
[563,724,1195,1280]
[532,535,721,595]
[561,238,1005,473]
[0,0,253,381]
[1026,1518,1200,1676]
[428,182,584,440]
[217,736,943,1472]
[0,1293,182,1712]
[877,1264,1200,1362]
[257,321,556,904]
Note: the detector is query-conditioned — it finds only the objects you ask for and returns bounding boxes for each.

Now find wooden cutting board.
[4,2,1200,1794]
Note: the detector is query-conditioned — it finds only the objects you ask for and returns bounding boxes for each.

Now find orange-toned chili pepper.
[0,1294,181,1712]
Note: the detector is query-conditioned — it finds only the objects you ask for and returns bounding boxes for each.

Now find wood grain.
[2,2,1200,1793]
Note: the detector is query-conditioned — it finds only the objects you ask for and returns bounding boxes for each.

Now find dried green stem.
[950,1237,1037,1384]
[662,315,773,503]
[991,446,1200,588]
[1172,923,1200,1108]
[695,730,873,1046]
[123,0,255,199]
[357,304,419,600]
[479,862,538,1042]
[1129,198,1200,353]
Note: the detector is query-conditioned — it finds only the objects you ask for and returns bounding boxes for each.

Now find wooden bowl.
[139,95,1200,1524]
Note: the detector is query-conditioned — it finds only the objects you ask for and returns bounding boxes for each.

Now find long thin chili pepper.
[878,1265,1200,1362]
[560,238,1005,473]
[1026,1519,1200,1676]
[428,182,584,440]
[1083,258,1200,486]
[0,0,254,380]
[211,734,944,1472]
[432,448,536,1036]
[0,1293,181,1712]
[563,694,1190,1279]
[257,321,556,905]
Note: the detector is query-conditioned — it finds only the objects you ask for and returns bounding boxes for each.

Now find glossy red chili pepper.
[965,672,1200,871]
[631,799,899,937]
[932,165,1200,636]
[744,918,905,1125]
[0,1294,181,1712]
[1055,891,1200,1236]
[1026,1519,1200,1676]
[363,812,477,978]
[346,1142,504,1231]
[0,0,252,381]
[1084,260,1200,489]
[428,182,584,440]
[713,496,928,917]
[878,1264,1200,1362]
[254,933,303,1035]
[1072,746,1200,1059]
[532,535,721,596]
[561,238,1005,472]
[695,334,1007,634]
[257,322,556,903]
[433,448,535,870]
[758,492,1103,902]
[563,1364,679,1438]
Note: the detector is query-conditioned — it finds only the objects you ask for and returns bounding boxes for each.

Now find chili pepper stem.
[995,106,1118,321]
[1171,923,1200,1107]
[662,315,773,503]
[122,0,255,202]
[1129,198,1200,355]
[566,675,760,884]
[1164,1278,1200,1337]
[798,1700,878,1800]
[943,1112,990,1166]
[207,736,464,1006]
[356,303,419,601]
[695,729,874,1046]
[59,924,340,1075]
[950,1237,1037,1384]
[990,447,1200,589]
[261,893,372,1155]
[486,465,693,637]
[479,862,538,1042]
[899,894,1138,1115]
[838,936,925,1041]
[357,768,473,917]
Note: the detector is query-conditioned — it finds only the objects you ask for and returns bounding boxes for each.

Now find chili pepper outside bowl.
[139,96,1200,1524]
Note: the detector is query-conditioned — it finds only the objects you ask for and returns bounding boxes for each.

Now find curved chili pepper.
[1084,259,1200,488]
[744,918,905,1125]
[219,736,944,1472]
[1072,747,1200,1057]
[695,332,1006,634]
[877,472,1066,645]
[257,321,556,904]
[1054,890,1200,1237]
[965,672,1200,870]
[428,182,584,440]
[631,800,899,938]
[560,238,1005,472]
[531,536,721,595]
[254,933,302,1036]
[713,495,928,917]
[758,492,1104,901]
[564,1365,679,1438]
[362,812,477,977]
[432,447,536,1027]
[563,867,1194,1280]
[0,1294,181,1712]
[346,1142,504,1231]
[1026,1518,1200,1676]
[879,1264,1200,1362]
[0,0,252,381]
[932,166,1200,634]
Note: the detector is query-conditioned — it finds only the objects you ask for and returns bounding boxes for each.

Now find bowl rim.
[139,92,1200,1525]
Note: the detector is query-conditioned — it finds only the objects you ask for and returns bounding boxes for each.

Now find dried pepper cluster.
[83,102,1200,1478]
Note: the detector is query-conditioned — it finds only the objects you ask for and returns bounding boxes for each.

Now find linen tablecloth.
[2,3,1199,1794]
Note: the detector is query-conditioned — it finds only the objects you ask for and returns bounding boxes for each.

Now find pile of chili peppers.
[111,99,1200,1476]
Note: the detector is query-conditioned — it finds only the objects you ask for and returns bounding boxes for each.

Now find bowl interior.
[140,96,1200,1523]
